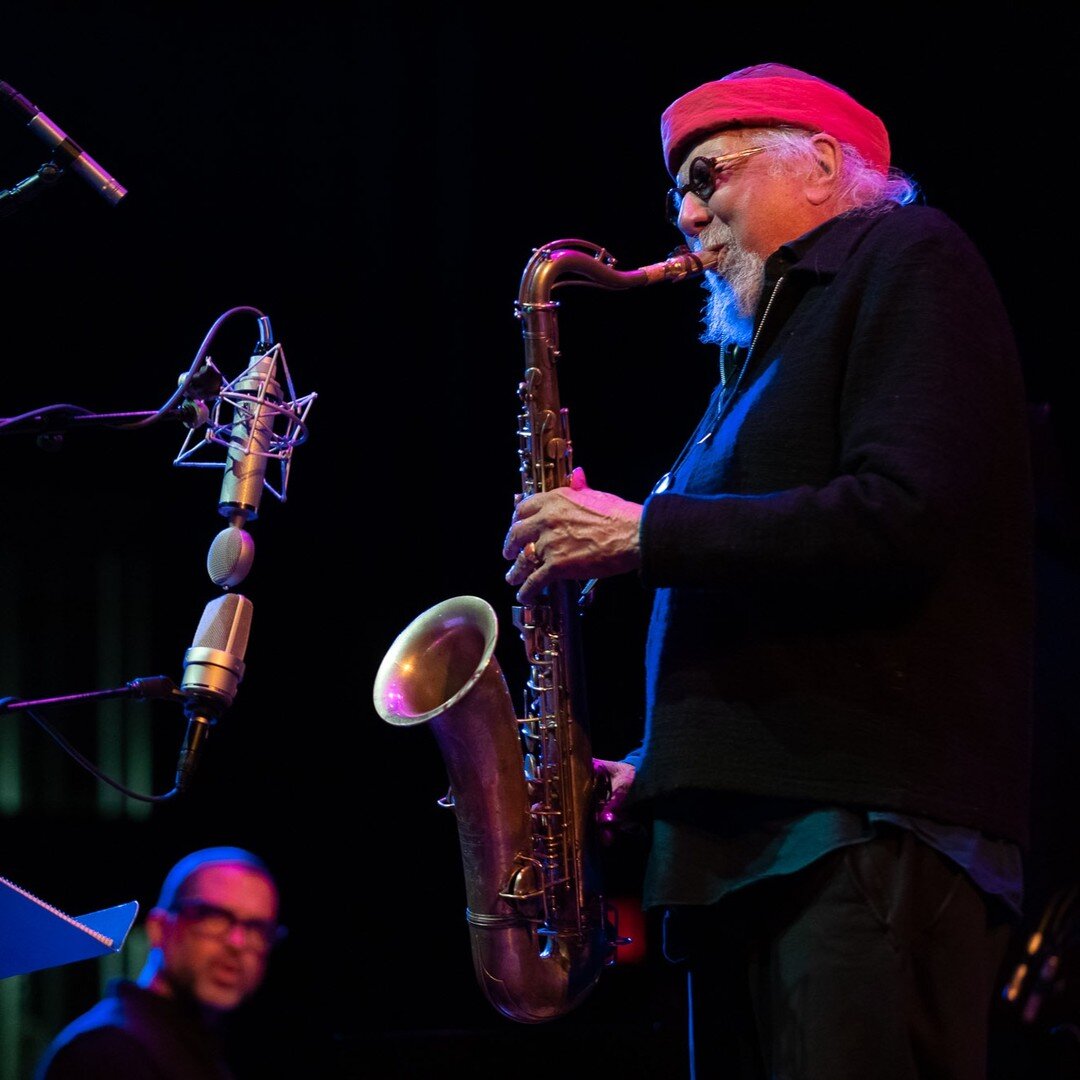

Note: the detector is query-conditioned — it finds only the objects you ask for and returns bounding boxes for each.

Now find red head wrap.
[660,63,891,179]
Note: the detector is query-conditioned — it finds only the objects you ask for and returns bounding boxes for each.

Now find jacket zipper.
[704,274,786,439]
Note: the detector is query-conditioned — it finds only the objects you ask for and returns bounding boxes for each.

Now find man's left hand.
[503,467,643,604]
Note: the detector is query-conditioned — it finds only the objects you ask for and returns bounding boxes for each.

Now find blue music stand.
[0,874,138,979]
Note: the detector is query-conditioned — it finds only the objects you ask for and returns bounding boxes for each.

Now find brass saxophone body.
[373,240,716,1023]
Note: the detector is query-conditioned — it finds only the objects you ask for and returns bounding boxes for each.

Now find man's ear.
[144,906,168,949]
[805,134,842,206]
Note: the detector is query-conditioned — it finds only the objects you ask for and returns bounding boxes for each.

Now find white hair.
[752,125,919,212]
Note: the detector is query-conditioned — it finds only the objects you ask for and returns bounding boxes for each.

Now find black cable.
[1,695,180,802]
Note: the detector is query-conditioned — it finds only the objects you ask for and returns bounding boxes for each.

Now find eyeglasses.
[665,145,766,225]
[171,899,287,952]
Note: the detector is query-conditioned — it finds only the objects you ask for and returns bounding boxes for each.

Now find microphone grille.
[191,593,254,657]
[207,526,255,588]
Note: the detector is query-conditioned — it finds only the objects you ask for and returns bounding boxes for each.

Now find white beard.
[696,222,766,350]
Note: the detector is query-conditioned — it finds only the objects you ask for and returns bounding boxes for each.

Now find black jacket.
[633,204,1034,846]
[35,980,235,1080]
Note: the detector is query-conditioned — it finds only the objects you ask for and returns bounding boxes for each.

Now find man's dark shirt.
[35,979,235,1080]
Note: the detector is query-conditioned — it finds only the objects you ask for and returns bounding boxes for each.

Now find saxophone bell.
[373,595,610,1023]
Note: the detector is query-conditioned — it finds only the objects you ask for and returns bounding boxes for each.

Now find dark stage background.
[1,7,1077,1078]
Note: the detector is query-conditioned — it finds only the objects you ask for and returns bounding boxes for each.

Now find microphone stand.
[0,406,193,448]
[0,160,67,219]
[0,675,181,716]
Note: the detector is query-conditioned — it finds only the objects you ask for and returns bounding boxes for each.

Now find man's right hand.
[593,758,636,843]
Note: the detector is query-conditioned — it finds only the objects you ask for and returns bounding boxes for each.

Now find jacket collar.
[767,203,900,281]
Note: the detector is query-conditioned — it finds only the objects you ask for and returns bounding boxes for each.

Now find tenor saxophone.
[373,240,716,1023]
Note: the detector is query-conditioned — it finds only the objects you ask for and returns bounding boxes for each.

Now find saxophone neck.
[517,239,717,309]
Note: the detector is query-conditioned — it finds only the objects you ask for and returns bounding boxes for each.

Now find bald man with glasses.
[36,847,284,1080]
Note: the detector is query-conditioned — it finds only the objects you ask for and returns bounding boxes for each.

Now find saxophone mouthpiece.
[669,244,720,272]
[689,247,721,272]
[639,246,718,285]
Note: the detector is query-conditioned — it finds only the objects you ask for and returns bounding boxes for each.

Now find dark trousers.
[664,826,1014,1080]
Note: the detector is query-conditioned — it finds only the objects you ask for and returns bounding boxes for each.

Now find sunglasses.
[665,145,766,225]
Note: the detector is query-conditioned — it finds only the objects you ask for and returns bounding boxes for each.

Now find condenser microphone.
[175,592,253,793]
[205,346,282,588]
[219,347,282,525]
[0,80,127,205]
